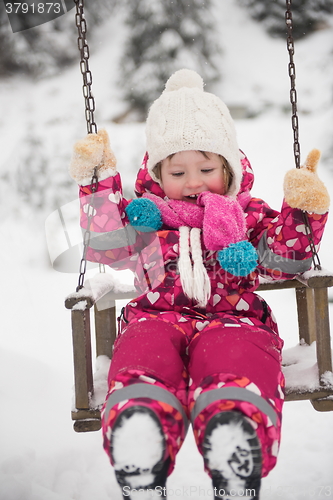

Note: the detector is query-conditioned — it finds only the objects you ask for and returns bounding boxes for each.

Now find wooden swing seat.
[65,271,333,432]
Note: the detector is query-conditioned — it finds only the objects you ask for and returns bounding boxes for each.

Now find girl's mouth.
[184,194,199,202]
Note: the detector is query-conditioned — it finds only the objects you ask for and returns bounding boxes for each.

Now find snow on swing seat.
[283,342,333,397]
[65,270,333,432]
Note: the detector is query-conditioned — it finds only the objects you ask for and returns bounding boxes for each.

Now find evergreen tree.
[119,0,221,119]
[238,0,333,39]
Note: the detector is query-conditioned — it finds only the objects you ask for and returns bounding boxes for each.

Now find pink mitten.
[283,149,330,214]
[69,129,117,185]
[198,191,246,250]
[198,191,258,277]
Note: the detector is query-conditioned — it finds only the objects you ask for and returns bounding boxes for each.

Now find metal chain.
[76,168,99,291]
[285,0,321,270]
[285,0,301,169]
[74,0,101,290]
[302,212,321,270]
[74,0,97,135]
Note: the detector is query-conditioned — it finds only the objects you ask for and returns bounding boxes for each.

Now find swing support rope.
[285,0,321,271]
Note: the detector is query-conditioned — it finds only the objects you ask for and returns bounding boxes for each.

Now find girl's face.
[160,150,227,203]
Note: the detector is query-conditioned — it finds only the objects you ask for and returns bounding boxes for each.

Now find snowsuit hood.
[134,150,255,204]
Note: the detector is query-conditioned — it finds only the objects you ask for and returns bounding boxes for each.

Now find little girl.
[69,69,329,500]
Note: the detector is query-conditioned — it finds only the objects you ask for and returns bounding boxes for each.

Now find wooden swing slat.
[284,388,333,402]
[65,286,135,310]
[297,273,333,289]
[311,398,333,412]
[313,287,332,376]
[295,287,315,345]
[72,415,101,433]
[257,274,333,291]
[72,408,100,419]
[94,302,117,359]
[71,307,94,409]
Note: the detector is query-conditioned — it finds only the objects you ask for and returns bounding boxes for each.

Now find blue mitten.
[217,241,258,277]
[125,198,163,232]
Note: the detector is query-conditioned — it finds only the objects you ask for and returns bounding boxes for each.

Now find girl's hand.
[283,149,330,214]
[69,129,117,185]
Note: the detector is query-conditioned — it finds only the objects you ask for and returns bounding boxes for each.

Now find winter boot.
[202,411,262,500]
[110,405,170,500]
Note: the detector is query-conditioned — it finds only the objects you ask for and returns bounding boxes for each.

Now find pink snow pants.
[101,318,285,478]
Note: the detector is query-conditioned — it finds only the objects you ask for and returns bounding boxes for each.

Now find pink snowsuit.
[79,152,327,478]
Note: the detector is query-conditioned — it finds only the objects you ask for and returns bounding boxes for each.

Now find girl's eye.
[202,168,214,173]
[171,172,184,177]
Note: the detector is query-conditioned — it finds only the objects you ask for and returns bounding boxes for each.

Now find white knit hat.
[145,69,242,198]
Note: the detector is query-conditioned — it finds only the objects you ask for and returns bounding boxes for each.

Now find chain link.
[285,0,321,270]
[74,0,100,290]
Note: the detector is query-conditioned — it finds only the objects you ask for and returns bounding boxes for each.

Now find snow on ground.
[0,0,333,499]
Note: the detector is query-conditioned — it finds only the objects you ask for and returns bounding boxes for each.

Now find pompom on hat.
[145,69,242,198]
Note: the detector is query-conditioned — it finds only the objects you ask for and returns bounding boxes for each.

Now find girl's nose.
[186,174,203,189]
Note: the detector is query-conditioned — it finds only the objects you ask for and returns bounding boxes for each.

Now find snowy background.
[0,1,333,499]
